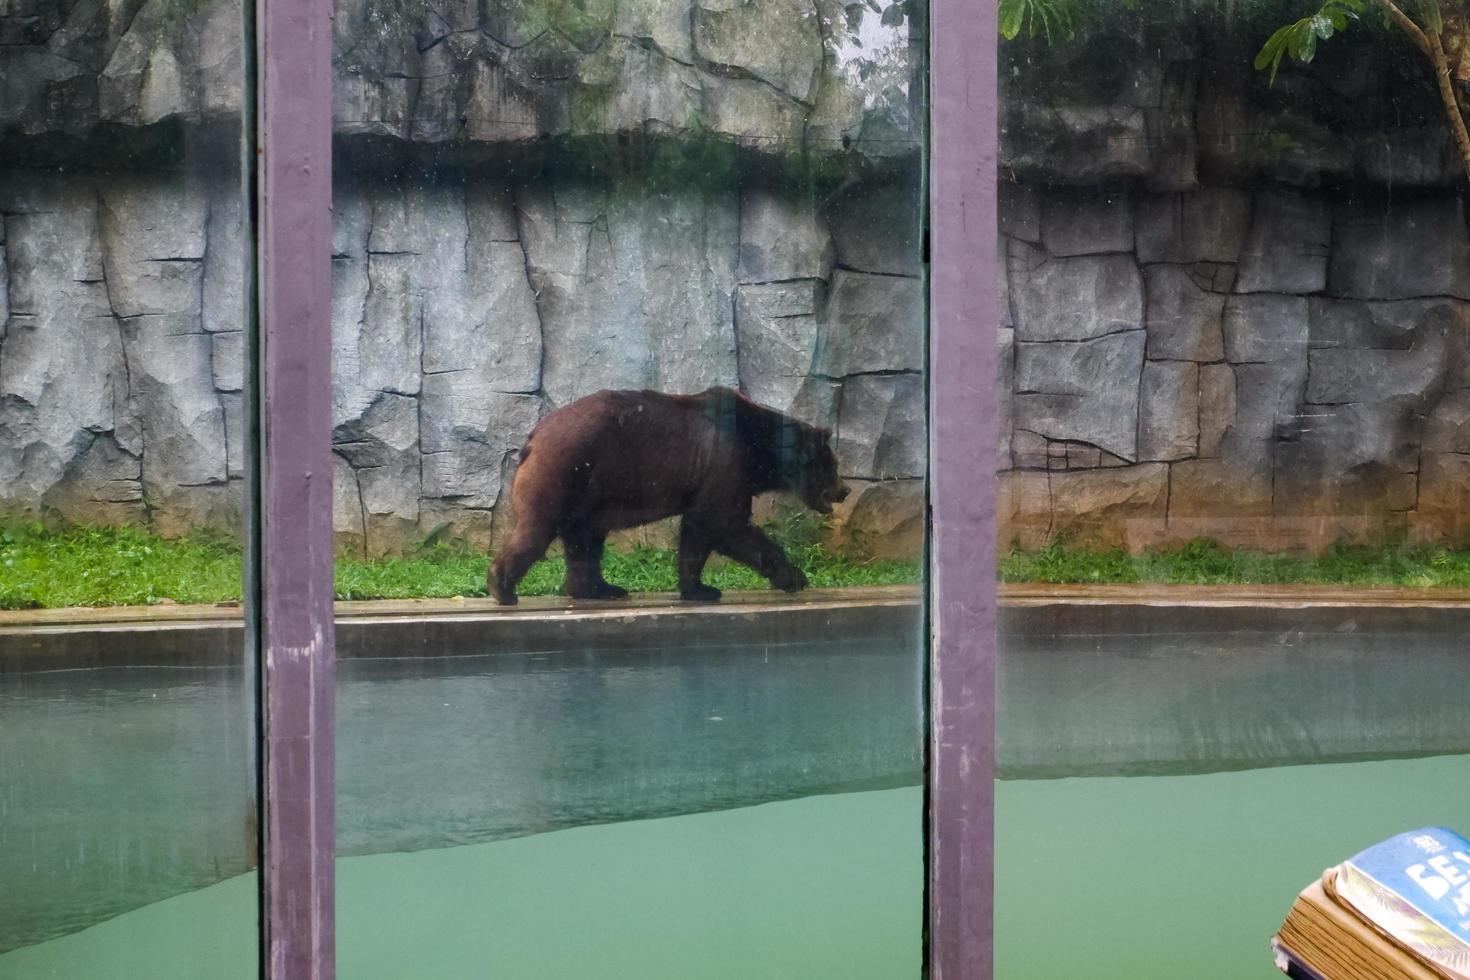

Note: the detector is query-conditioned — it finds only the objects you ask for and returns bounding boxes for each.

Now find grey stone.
[1011,428,1049,470]
[693,0,822,103]
[1010,244,1143,342]
[735,281,821,413]
[98,1,189,126]
[1275,401,1421,514]
[1135,188,1251,264]
[1143,264,1224,362]
[834,373,924,479]
[203,180,247,333]
[519,179,739,406]
[1307,344,1449,409]
[998,327,1014,470]
[1197,363,1235,458]
[1222,294,1309,364]
[829,183,923,277]
[1014,331,1146,460]
[999,183,1040,243]
[1138,361,1198,462]
[333,391,420,555]
[1000,102,1153,185]
[1309,298,1470,351]
[420,383,541,509]
[817,269,924,376]
[1235,191,1330,295]
[839,478,924,560]
[1227,360,1307,455]
[361,254,424,397]
[1329,196,1470,300]
[699,75,808,149]
[1425,389,1470,454]
[39,434,144,527]
[613,0,695,63]
[220,392,244,480]
[1040,189,1133,256]
[211,332,243,393]
[97,176,207,319]
[333,451,366,554]
[0,176,128,511]
[119,314,228,532]
[738,190,833,283]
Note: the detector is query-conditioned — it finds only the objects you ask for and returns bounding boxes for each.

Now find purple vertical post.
[256,0,335,966]
[927,0,998,976]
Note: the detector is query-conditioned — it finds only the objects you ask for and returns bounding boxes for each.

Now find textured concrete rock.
[1414,453,1470,543]
[738,190,833,283]
[1235,191,1330,295]
[693,0,822,103]
[119,315,231,532]
[97,176,207,319]
[998,327,1014,470]
[203,180,247,334]
[421,385,540,509]
[519,179,739,406]
[1425,389,1470,454]
[1143,264,1224,362]
[1014,330,1145,460]
[834,373,923,480]
[333,391,420,555]
[735,281,821,413]
[0,175,130,516]
[1043,464,1170,550]
[837,479,924,559]
[828,182,922,277]
[1227,361,1307,455]
[1222,294,1308,364]
[1040,189,1132,256]
[39,433,145,526]
[1010,243,1143,342]
[1275,402,1421,515]
[1197,363,1235,459]
[999,183,1040,243]
[817,269,923,376]
[1168,457,1272,518]
[1328,197,1470,300]
[1135,188,1250,264]
[210,332,242,394]
[1138,361,1198,462]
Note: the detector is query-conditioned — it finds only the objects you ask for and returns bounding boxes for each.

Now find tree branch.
[1373,0,1434,58]
[1425,19,1470,184]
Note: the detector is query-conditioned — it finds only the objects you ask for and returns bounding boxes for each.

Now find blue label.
[1347,827,1470,940]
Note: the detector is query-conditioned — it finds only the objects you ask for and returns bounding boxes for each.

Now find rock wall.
[0,165,925,555]
[998,184,1470,551]
[0,0,926,556]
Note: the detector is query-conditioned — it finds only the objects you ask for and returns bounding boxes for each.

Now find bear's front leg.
[676,520,721,602]
[716,524,808,594]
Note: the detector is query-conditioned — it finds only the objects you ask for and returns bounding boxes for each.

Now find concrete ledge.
[0,586,923,672]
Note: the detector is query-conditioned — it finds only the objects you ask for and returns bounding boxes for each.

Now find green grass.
[999,538,1470,588]
[0,520,920,610]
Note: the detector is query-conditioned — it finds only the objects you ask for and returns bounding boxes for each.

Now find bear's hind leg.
[489,523,556,606]
[561,525,628,600]
[716,523,808,593]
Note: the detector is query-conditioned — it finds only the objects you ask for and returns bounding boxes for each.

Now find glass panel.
[996,3,1470,976]
[330,0,928,972]
[0,0,256,973]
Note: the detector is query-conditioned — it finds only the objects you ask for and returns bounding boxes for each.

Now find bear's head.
[790,425,848,515]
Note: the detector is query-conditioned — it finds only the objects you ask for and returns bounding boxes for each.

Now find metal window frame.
[247,0,998,973]
[252,0,336,971]
[926,0,999,976]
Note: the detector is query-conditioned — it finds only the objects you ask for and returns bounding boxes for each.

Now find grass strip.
[0,521,920,610]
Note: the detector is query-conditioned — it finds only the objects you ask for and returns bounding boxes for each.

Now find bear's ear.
[817,426,833,441]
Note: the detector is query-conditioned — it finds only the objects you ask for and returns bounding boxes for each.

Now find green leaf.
[999,0,1025,40]
[1421,0,1444,35]
[881,1,904,26]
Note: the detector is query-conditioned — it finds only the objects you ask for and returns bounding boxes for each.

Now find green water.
[997,753,1470,978]
[7,754,1470,979]
[0,788,922,980]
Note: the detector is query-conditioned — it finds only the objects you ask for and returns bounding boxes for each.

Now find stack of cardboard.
[1273,828,1470,979]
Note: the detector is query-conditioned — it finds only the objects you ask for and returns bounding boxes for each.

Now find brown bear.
[489,386,848,604]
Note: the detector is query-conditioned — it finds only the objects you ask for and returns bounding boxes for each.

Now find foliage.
[1254,0,1366,83]
[999,537,1470,588]
[999,0,1091,42]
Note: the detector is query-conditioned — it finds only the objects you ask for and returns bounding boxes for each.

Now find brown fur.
[490,386,847,604]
